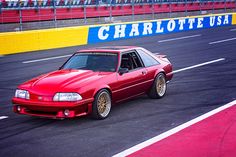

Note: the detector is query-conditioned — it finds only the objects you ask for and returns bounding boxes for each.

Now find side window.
[120,52,143,71]
[136,49,160,67]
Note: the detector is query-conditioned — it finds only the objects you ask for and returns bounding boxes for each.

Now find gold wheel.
[156,74,166,97]
[97,91,111,118]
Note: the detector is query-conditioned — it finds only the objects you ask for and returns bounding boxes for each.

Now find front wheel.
[92,89,112,120]
[148,73,167,99]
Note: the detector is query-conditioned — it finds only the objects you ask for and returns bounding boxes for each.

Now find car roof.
[77,46,140,54]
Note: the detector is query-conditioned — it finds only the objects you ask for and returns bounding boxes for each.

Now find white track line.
[112,100,236,157]
[0,116,9,120]
[173,58,225,74]
[158,34,201,43]
[22,54,72,64]
[209,37,236,45]
[230,28,236,31]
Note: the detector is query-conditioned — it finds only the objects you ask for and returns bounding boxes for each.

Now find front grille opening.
[26,109,57,116]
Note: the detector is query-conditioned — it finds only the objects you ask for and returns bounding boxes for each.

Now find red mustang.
[12,46,173,119]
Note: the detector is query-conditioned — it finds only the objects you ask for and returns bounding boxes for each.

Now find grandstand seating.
[0,0,235,23]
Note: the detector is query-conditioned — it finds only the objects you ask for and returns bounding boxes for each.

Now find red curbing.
[128,102,236,157]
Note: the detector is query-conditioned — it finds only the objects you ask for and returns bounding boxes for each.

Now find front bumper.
[12,97,94,118]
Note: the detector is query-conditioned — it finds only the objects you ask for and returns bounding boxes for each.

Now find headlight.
[15,89,30,99]
[53,93,82,101]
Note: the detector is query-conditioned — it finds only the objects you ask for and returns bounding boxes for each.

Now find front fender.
[93,85,112,98]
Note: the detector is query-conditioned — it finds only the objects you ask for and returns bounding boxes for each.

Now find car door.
[112,51,149,103]
[136,48,162,91]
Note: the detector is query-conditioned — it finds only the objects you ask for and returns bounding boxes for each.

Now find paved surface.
[0,25,236,157]
[128,102,236,157]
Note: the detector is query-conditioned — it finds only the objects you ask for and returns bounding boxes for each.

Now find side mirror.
[118,68,129,75]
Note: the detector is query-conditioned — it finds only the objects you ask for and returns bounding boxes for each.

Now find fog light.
[17,106,21,112]
[64,109,70,117]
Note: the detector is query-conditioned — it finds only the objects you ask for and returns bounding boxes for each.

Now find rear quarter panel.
[155,56,173,81]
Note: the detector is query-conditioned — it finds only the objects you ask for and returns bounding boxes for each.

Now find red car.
[12,46,173,119]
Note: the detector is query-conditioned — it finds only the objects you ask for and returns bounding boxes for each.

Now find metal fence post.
[0,1,2,14]
[235,0,236,12]
[185,0,187,16]
[84,3,87,24]
[152,0,154,19]
[18,0,23,31]
[224,0,226,12]
[132,0,134,21]
[68,0,71,21]
[53,0,57,28]
[212,0,215,14]
[121,0,124,17]
[199,0,202,15]
[96,0,100,22]
[37,0,43,30]
[109,0,112,22]
[0,1,2,25]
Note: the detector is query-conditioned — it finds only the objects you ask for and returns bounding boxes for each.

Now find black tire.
[148,73,167,99]
[91,89,112,120]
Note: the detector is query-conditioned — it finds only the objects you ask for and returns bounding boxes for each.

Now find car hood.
[19,69,111,95]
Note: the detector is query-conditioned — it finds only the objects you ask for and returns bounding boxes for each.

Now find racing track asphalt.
[0,25,236,157]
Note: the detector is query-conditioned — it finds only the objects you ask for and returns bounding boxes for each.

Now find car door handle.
[142,71,147,75]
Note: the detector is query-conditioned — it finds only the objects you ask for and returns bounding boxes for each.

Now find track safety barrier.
[0,12,235,55]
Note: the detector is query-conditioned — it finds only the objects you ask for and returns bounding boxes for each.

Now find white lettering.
[167,20,176,32]
[98,26,110,40]
[129,24,140,37]
[188,18,195,29]
[217,16,222,26]
[156,21,164,33]
[197,18,204,28]
[223,15,229,24]
[210,16,216,27]
[178,19,186,30]
[143,23,153,35]
[114,25,126,39]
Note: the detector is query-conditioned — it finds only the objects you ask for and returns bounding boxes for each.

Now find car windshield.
[62,52,118,72]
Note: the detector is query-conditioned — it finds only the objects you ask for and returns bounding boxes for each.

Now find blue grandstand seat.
[32,0,37,7]
[115,0,120,3]
[64,0,69,5]
[84,0,92,5]
[56,0,61,5]
[7,0,18,7]
[21,0,29,7]
[43,0,48,6]
[72,0,81,5]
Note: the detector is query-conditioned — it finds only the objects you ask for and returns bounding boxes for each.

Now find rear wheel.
[148,73,167,99]
[92,89,112,120]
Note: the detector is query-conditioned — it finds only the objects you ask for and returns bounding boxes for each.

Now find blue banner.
[88,14,232,44]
